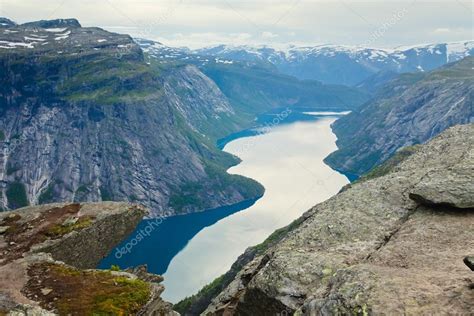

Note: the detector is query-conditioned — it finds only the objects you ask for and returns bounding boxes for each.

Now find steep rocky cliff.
[191,124,473,315]
[0,202,176,315]
[0,19,263,216]
[325,56,473,177]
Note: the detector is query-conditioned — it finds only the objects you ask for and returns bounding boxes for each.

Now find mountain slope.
[138,39,370,118]
[325,56,474,177]
[197,124,474,315]
[0,19,263,216]
[194,41,474,85]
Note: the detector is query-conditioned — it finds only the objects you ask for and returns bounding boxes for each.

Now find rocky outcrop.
[325,56,474,177]
[0,202,177,315]
[409,164,474,208]
[21,18,82,29]
[0,18,263,216]
[203,124,474,315]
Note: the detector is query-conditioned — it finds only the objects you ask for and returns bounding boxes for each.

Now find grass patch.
[110,265,121,272]
[24,263,151,315]
[45,216,95,239]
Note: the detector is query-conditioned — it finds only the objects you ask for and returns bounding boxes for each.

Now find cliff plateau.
[197,124,473,315]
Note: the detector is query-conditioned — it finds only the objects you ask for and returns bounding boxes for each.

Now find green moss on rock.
[24,262,151,315]
[45,216,95,239]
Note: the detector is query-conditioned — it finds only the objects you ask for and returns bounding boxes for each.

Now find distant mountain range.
[0,16,471,217]
[137,38,370,115]
[142,40,473,86]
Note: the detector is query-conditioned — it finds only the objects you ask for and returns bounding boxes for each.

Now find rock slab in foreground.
[203,124,474,315]
[0,202,177,315]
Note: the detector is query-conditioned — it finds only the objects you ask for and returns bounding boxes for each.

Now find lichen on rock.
[202,124,474,315]
[0,202,176,315]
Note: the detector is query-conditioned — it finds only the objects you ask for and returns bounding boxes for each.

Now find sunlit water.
[161,116,349,302]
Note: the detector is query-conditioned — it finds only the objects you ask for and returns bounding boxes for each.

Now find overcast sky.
[1,0,472,49]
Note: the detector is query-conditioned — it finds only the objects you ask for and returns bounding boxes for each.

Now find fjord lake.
[99,113,349,303]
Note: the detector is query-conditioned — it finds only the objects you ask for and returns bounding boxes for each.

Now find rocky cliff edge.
[0,202,177,315]
[203,124,474,315]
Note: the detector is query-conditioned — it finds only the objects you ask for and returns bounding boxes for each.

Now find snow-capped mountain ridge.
[136,38,472,86]
[195,40,473,63]
[192,40,473,85]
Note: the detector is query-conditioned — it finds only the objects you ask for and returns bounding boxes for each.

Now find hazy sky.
[1,0,472,49]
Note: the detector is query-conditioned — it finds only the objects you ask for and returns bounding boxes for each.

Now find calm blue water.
[99,110,354,301]
[216,107,349,149]
[98,198,259,274]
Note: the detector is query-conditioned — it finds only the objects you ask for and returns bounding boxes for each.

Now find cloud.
[261,31,279,39]
[434,28,450,33]
[0,0,472,49]
[149,32,255,49]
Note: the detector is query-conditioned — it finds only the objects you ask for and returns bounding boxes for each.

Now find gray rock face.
[0,202,145,268]
[0,19,263,216]
[203,124,474,315]
[325,56,474,177]
[409,163,474,208]
[21,19,81,29]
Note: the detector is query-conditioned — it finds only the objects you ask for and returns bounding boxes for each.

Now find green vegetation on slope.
[325,56,474,177]
[6,182,29,209]
[174,275,225,315]
[355,145,421,183]
[202,62,370,117]
[38,183,55,205]
[53,54,160,104]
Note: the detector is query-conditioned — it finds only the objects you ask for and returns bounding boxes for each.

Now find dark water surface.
[98,198,259,274]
